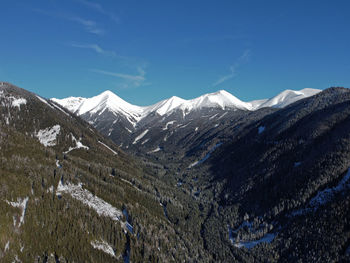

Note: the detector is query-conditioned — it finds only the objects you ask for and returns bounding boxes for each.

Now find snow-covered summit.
[53,90,145,126]
[52,96,86,113]
[52,88,321,125]
[145,96,187,116]
[182,90,251,111]
[248,88,321,110]
[75,90,142,116]
[143,90,249,116]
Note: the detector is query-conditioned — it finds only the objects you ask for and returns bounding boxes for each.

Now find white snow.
[125,127,132,133]
[217,112,228,120]
[292,168,350,216]
[64,134,89,154]
[47,185,54,193]
[179,90,250,112]
[35,125,61,147]
[179,122,191,129]
[36,95,54,109]
[51,97,86,113]
[310,168,350,207]
[228,221,276,249]
[258,126,265,134]
[146,96,187,116]
[0,92,27,109]
[53,88,321,128]
[148,147,161,153]
[132,129,149,144]
[98,141,118,155]
[5,241,9,252]
[233,233,275,249]
[163,131,173,142]
[188,142,223,168]
[141,138,149,145]
[13,254,21,263]
[162,120,176,130]
[11,97,27,108]
[209,113,219,120]
[91,239,115,258]
[52,103,70,116]
[6,197,29,227]
[54,91,144,128]
[56,180,122,221]
[56,160,61,168]
[248,88,321,110]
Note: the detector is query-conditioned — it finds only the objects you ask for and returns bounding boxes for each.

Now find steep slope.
[2,82,349,262]
[52,88,321,156]
[249,88,321,109]
[182,87,350,262]
[0,82,212,262]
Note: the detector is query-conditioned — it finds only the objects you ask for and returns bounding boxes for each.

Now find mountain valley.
[1,82,350,262]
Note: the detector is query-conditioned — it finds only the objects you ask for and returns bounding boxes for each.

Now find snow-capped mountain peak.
[145,96,187,116]
[184,90,251,111]
[248,88,321,110]
[51,96,86,113]
[52,88,321,127]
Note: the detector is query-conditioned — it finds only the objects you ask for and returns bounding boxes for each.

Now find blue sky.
[1,0,349,105]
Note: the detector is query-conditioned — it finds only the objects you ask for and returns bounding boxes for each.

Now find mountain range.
[52,88,320,127]
[1,81,350,262]
[52,88,321,156]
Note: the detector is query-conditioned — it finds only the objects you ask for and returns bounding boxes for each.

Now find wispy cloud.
[69,16,104,35]
[32,8,104,35]
[212,66,236,87]
[70,43,116,57]
[213,49,251,87]
[76,0,120,23]
[92,69,145,81]
[91,67,146,88]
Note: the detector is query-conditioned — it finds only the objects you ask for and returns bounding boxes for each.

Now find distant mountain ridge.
[52,88,321,125]
[51,88,321,155]
[2,81,350,262]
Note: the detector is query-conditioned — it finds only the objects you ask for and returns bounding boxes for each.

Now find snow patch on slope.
[36,95,55,110]
[188,142,223,168]
[233,233,275,249]
[148,147,161,153]
[35,125,61,147]
[51,103,70,116]
[292,168,350,216]
[133,129,149,144]
[6,197,29,227]
[228,220,276,249]
[162,120,176,130]
[310,168,350,206]
[56,180,122,221]
[98,141,118,155]
[64,134,89,154]
[91,239,116,258]
[0,92,27,108]
[4,241,10,252]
